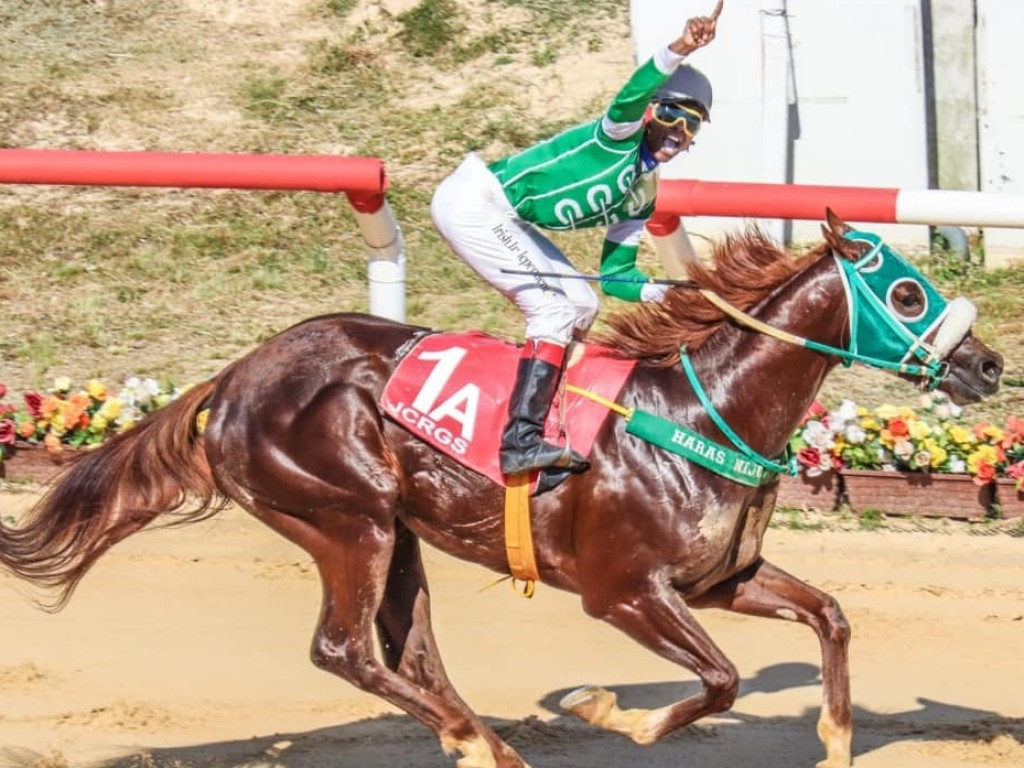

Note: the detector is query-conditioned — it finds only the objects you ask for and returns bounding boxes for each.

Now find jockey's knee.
[572,293,599,335]
[525,302,577,346]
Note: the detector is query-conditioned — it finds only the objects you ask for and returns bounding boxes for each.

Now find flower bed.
[786,394,1024,520]
[0,377,180,477]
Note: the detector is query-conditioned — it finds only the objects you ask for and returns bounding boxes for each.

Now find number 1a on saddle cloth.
[379,331,636,486]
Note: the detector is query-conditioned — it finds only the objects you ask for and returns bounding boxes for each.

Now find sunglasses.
[650,102,704,138]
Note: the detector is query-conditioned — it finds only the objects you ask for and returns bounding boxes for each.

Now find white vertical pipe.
[761,0,790,245]
[351,200,406,322]
[647,212,701,278]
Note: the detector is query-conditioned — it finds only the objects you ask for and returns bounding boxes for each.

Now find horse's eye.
[888,280,928,321]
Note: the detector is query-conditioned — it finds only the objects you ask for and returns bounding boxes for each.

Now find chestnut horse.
[0,213,1002,768]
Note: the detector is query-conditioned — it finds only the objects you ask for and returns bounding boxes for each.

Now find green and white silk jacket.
[488,47,685,301]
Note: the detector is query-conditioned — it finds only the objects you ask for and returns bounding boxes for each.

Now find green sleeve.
[599,238,650,302]
[605,57,672,126]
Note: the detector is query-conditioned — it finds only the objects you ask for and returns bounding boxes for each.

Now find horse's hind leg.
[689,558,852,768]
[252,504,529,768]
[375,520,528,768]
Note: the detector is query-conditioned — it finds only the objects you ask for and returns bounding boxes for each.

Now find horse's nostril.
[981,356,1003,384]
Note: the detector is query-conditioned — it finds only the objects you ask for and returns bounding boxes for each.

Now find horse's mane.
[594,227,829,368]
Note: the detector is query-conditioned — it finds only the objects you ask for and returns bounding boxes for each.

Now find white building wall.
[631,0,931,247]
[976,1,1024,268]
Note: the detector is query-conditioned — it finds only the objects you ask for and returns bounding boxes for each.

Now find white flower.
[913,450,932,469]
[802,421,834,451]
[844,424,867,444]
[833,399,858,427]
[948,456,968,474]
[894,439,915,461]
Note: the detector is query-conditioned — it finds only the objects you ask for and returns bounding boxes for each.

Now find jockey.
[430,1,723,480]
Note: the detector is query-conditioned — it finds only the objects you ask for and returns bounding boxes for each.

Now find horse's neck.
[682,259,849,458]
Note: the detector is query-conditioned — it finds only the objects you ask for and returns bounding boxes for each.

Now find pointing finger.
[710,0,724,21]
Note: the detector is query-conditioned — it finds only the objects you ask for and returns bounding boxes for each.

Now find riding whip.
[499,269,696,288]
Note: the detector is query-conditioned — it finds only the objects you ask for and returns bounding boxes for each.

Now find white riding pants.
[431,153,599,346]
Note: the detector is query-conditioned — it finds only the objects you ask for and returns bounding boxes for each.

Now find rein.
[567,241,962,483]
[498,230,969,596]
[696,285,944,384]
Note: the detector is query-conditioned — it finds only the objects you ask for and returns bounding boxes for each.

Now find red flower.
[973,459,996,486]
[1003,416,1024,447]
[0,383,7,399]
[800,401,827,427]
[1008,460,1024,491]
[888,417,909,438]
[24,391,43,419]
[0,419,15,446]
[796,446,822,468]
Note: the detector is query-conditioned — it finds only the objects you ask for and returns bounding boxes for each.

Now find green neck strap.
[621,349,795,486]
[678,348,797,477]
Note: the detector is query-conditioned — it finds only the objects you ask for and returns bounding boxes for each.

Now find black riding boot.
[499,340,590,476]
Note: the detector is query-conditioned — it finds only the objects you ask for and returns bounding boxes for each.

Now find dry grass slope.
[0,0,1022,421]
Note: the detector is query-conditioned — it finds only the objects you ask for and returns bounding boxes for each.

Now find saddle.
[380,331,636,489]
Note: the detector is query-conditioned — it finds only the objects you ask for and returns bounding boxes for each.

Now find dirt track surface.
[0,491,1022,768]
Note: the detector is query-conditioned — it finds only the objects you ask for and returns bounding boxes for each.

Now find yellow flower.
[860,417,880,431]
[856,406,869,417]
[90,414,109,433]
[924,439,948,468]
[99,397,123,420]
[982,425,1005,441]
[909,420,930,441]
[196,408,209,434]
[967,444,1000,475]
[53,376,72,393]
[948,425,972,445]
[897,406,916,419]
[876,404,899,420]
[87,379,107,400]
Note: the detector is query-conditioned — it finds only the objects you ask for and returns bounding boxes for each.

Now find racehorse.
[0,211,1002,768]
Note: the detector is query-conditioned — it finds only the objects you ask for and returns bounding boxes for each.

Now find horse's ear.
[825,207,852,236]
[821,208,869,261]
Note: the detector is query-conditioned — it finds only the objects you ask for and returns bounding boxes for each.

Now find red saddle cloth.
[380,332,636,486]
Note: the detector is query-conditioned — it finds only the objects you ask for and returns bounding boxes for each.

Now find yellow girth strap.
[500,381,633,599]
[503,471,538,598]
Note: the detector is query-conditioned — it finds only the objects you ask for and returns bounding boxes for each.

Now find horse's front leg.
[561,577,740,746]
[689,558,852,768]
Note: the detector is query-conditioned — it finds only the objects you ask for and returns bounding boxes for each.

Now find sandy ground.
[0,490,1022,768]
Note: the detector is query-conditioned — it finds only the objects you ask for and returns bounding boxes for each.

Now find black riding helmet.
[651,64,713,122]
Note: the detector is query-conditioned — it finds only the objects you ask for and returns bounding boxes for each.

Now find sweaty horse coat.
[0,215,1003,768]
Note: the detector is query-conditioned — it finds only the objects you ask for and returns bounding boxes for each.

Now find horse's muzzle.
[939,332,1003,404]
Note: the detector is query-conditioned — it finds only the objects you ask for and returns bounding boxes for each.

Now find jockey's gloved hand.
[641,283,668,303]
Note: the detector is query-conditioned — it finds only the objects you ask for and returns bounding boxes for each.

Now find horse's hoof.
[559,685,617,725]
[559,685,601,712]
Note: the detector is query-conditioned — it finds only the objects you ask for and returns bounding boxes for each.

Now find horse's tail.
[0,377,228,610]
